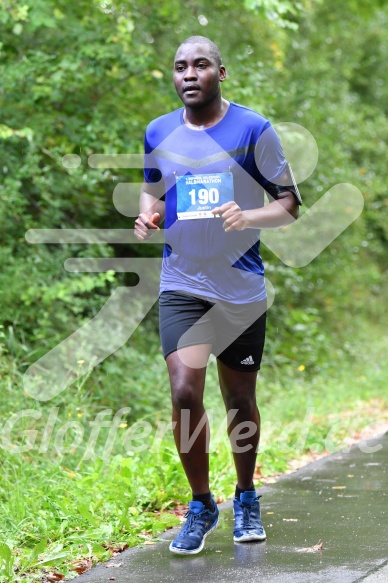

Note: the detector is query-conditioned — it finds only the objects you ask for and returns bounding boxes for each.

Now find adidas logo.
[240,355,254,365]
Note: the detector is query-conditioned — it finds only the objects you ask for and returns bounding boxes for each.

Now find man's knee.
[223,392,257,414]
[171,382,203,410]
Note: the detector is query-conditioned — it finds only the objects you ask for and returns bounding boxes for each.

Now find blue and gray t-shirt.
[144,102,288,303]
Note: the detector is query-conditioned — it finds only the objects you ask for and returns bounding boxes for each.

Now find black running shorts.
[159,291,267,371]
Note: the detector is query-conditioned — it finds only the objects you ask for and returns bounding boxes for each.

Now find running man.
[134,36,301,555]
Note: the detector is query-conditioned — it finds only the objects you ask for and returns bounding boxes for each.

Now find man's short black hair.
[178,36,222,67]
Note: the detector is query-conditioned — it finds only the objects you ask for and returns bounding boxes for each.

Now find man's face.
[173,43,226,109]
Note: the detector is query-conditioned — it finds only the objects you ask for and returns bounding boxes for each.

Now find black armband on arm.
[264,163,303,205]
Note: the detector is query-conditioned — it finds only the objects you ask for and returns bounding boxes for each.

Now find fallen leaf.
[253,464,264,480]
[167,504,187,517]
[71,559,93,574]
[46,573,65,582]
[332,486,346,490]
[283,518,298,522]
[297,540,324,553]
[102,542,129,554]
[104,563,122,568]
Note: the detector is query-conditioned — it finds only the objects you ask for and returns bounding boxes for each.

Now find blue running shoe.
[233,491,266,542]
[169,499,219,555]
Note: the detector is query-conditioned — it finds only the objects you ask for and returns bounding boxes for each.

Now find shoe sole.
[233,532,267,543]
[169,518,219,555]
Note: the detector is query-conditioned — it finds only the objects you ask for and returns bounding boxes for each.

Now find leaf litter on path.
[297,540,324,553]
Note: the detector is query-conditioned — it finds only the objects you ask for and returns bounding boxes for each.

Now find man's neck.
[183,98,230,130]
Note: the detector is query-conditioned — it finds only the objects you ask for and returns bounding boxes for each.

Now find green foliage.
[244,0,303,29]
[0,331,387,581]
[1,0,388,580]
[1,0,386,361]
[0,0,300,363]
[0,447,181,580]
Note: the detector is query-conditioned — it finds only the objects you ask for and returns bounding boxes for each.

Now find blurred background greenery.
[0,0,387,580]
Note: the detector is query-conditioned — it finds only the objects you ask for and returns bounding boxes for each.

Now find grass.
[0,324,387,582]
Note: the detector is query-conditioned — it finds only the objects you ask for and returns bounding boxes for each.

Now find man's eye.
[197,62,207,68]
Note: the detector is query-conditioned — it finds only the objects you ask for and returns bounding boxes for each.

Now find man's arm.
[212,191,299,233]
[134,182,166,241]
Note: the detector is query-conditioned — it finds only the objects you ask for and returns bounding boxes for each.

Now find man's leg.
[166,344,220,555]
[217,360,266,542]
[217,360,260,488]
[166,344,212,495]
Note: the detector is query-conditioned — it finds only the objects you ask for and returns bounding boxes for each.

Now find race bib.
[176,172,234,220]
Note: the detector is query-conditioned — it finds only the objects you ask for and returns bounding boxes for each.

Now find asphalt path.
[77,433,388,583]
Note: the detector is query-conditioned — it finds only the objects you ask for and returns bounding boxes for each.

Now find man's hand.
[134,212,161,241]
[212,191,298,231]
[212,202,248,232]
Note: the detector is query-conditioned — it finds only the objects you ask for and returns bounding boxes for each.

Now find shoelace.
[241,505,253,528]
[181,510,202,534]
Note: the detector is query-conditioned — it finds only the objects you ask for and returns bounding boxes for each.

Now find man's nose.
[184,66,197,80]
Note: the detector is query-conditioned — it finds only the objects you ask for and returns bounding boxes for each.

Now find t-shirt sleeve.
[143,130,162,184]
[255,123,302,205]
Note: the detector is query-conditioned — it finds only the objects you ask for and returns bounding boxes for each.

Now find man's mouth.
[183,85,200,93]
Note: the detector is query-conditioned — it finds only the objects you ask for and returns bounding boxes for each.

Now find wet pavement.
[78,433,388,583]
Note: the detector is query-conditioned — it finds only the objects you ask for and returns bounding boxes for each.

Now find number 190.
[189,187,220,205]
